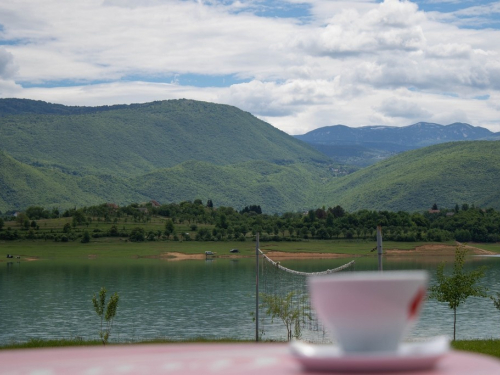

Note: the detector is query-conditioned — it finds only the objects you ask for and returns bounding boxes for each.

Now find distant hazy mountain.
[295,122,499,166]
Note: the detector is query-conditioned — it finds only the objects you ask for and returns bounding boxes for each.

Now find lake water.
[1,254,500,345]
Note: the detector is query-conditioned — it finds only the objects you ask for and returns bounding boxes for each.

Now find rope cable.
[259,249,355,276]
[257,248,355,343]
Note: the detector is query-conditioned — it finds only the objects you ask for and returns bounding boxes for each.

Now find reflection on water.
[1,254,500,345]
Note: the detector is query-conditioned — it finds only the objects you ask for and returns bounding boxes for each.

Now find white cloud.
[376,97,432,119]
[1,0,299,82]
[295,1,426,57]
[0,48,18,79]
[218,78,336,117]
[452,1,500,17]
[426,43,472,59]
[431,108,470,125]
[1,0,500,134]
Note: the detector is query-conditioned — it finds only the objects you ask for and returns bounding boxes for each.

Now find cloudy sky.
[1,0,500,135]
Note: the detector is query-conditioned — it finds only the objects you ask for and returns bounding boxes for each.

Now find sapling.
[428,246,487,340]
[257,290,311,341]
[92,287,119,345]
[492,292,500,315]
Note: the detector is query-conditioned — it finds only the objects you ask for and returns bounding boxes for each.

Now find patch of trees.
[25,206,60,220]
[240,205,262,215]
[2,201,500,244]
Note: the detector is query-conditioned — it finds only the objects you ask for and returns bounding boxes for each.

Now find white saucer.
[290,336,450,372]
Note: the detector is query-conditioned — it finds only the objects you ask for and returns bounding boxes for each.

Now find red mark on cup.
[408,287,426,320]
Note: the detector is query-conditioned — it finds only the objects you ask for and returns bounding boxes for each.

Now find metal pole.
[255,232,260,342]
[377,226,383,271]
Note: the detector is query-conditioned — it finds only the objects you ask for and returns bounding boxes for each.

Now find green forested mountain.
[0,151,329,213]
[319,141,500,212]
[0,151,149,210]
[0,99,331,212]
[130,160,329,212]
[1,98,500,213]
[0,99,329,178]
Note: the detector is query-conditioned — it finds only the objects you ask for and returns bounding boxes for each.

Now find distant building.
[150,200,161,207]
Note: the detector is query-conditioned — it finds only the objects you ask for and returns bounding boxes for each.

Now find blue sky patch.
[19,74,251,89]
[474,94,490,100]
[173,73,251,87]
[123,73,250,88]
[0,39,24,46]
[252,1,311,19]
[212,0,312,20]
[413,0,496,13]
[20,79,112,89]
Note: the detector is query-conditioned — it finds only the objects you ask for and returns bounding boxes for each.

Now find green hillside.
[5,140,499,213]
[319,141,500,212]
[0,151,149,211]
[2,98,500,213]
[0,150,328,212]
[0,99,329,178]
[130,160,330,213]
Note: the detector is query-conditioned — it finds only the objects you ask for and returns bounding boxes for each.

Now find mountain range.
[295,122,500,166]
[1,98,499,213]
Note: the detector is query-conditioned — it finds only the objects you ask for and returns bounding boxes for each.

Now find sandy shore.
[160,252,206,261]
[157,252,247,261]
[384,243,496,256]
[158,243,496,261]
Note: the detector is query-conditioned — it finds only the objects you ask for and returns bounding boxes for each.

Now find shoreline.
[154,243,497,261]
[2,241,496,262]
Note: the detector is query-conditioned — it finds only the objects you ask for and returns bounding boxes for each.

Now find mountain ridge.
[0,98,330,178]
[295,122,498,166]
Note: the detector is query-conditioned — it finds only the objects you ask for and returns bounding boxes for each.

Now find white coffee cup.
[308,270,428,353]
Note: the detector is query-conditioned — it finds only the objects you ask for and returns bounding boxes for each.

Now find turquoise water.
[1,255,500,345]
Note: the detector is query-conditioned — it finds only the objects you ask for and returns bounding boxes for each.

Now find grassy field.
[0,337,253,350]
[466,243,500,253]
[0,238,255,260]
[0,238,374,260]
[452,339,500,358]
[2,238,497,261]
[3,213,499,261]
[0,338,103,350]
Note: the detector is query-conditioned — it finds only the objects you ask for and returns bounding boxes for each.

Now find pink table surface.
[1,343,500,375]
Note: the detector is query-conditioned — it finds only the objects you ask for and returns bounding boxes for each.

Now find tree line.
[1,201,499,243]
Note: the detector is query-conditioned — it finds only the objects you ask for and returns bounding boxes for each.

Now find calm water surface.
[1,254,500,345]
